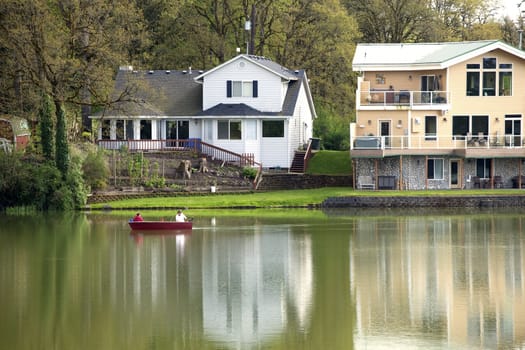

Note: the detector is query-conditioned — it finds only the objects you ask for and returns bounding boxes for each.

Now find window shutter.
[227,80,232,98]
[253,80,258,97]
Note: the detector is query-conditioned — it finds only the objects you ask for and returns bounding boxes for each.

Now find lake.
[0,208,524,349]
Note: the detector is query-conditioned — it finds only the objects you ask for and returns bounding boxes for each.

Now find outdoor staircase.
[290,151,306,173]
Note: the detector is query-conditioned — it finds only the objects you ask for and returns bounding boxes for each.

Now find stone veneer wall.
[322,195,525,208]
[355,156,525,190]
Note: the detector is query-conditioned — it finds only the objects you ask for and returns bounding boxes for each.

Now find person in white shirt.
[175,209,187,222]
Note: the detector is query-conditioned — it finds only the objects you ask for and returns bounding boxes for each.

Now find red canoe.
[129,221,193,230]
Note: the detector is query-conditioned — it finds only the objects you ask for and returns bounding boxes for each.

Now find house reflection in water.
[350,214,525,348]
[201,225,313,345]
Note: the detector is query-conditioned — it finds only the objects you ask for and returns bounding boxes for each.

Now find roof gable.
[353,40,525,71]
[194,54,299,82]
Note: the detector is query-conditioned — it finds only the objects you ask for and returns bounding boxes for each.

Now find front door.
[166,120,190,147]
[450,159,461,189]
[380,120,391,148]
[505,117,521,147]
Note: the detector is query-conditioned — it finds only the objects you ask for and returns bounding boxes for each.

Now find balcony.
[350,134,525,158]
[358,90,449,109]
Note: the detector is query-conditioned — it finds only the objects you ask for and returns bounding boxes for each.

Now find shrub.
[82,150,110,190]
[242,166,258,180]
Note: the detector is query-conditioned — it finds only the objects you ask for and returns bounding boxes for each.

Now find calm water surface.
[0,208,524,349]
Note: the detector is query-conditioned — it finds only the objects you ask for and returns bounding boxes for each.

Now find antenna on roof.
[244,20,251,54]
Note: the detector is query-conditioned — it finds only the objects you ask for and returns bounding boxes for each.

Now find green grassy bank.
[88,187,525,210]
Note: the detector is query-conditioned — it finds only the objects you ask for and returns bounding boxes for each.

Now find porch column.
[352,159,356,189]
[374,159,378,189]
[490,159,495,189]
[151,119,158,140]
[518,158,521,188]
[425,156,428,190]
[399,155,403,190]
[97,122,102,140]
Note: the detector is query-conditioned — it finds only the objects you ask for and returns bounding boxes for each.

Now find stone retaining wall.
[258,174,352,190]
[322,195,525,208]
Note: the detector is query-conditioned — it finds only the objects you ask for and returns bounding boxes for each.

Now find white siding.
[293,83,314,146]
[260,120,290,168]
[202,58,286,112]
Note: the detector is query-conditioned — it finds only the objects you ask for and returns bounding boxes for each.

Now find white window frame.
[427,158,444,180]
[232,81,253,97]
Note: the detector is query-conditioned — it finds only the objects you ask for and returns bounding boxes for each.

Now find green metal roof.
[352,40,525,71]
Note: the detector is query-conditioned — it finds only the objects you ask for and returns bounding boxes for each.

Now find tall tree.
[0,0,149,135]
[273,0,360,116]
[345,0,434,42]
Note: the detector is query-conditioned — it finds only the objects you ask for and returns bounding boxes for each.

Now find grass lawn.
[88,187,525,210]
[305,150,351,175]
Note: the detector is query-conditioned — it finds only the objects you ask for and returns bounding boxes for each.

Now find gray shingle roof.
[198,103,279,116]
[94,55,312,119]
[97,69,202,117]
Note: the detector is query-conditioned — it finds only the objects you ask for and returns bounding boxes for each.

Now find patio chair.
[358,175,375,190]
[472,176,481,189]
[478,132,487,146]
[466,132,476,146]
[493,176,503,189]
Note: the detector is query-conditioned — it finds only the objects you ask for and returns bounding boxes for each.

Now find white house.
[90,54,317,169]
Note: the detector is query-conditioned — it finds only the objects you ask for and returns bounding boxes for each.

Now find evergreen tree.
[39,95,54,160]
[55,102,69,177]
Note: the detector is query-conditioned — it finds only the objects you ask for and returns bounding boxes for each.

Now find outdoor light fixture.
[368,120,372,125]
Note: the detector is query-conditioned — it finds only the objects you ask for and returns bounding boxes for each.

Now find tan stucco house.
[351,40,525,190]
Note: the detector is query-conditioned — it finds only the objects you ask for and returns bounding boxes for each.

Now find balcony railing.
[359,90,448,107]
[351,134,523,150]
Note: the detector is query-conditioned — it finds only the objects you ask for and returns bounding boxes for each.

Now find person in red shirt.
[133,213,144,222]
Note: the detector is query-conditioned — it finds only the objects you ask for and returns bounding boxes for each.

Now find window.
[425,116,437,140]
[452,115,488,139]
[471,115,488,136]
[499,71,512,96]
[116,120,128,140]
[227,80,258,97]
[101,120,111,140]
[427,158,444,180]
[476,159,491,178]
[453,115,469,139]
[140,120,151,139]
[483,57,496,69]
[466,72,479,96]
[217,120,242,140]
[482,72,495,96]
[466,58,512,97]
[262,120,284,137]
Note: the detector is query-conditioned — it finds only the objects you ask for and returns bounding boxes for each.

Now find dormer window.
[227,80,258,98]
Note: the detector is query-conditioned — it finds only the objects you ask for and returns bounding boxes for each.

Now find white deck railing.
[351,134,523,150]
[358,90,449,107]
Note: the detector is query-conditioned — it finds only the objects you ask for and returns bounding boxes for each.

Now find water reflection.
[1,210,525,349]
[350,213,525,349]
[201,224,313,346]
